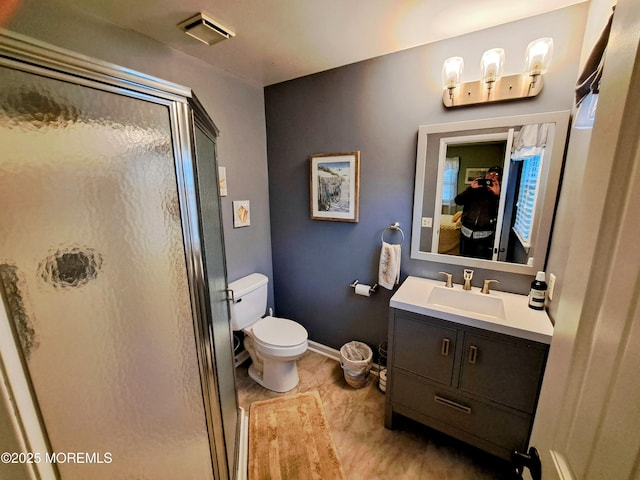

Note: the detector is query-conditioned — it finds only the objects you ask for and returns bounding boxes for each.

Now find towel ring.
[381,222,404,245]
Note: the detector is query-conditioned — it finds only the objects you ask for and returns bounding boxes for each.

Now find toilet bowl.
[244,316,308,392]
[228,274,308,392]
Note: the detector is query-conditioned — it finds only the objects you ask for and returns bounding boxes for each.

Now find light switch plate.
[548,273,557,300]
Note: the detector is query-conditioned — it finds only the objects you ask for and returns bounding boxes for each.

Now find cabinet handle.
[468,345,478,364]
[441,338,450,356]
[434,395,472,415]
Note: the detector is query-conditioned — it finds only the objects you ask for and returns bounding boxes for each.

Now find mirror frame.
[410,111,570,274]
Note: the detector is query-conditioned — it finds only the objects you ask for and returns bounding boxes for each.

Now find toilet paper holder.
[350,280,378,295]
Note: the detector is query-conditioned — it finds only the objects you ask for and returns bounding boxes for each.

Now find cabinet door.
[459,331,547,413]
[393,313,458,385]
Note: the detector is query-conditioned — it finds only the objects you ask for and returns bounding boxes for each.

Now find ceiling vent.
[178,13,235,46]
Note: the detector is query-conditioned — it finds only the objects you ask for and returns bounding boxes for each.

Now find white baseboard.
[307,339,341,362]
[307,339,380,375]
[234,338,381,374]
[236,407,249,480]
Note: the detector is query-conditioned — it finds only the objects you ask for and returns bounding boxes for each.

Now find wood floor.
[236,350,516,479]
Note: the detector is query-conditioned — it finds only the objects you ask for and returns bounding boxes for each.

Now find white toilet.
[228,273,308,392]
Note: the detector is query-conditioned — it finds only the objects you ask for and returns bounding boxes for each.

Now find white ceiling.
[64,0,585,87]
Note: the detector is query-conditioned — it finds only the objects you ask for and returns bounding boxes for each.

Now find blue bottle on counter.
[528,271,547,310]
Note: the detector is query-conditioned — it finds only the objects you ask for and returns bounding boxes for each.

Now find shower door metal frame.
[0,29,237,480]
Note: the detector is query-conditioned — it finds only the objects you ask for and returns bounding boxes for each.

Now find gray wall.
[265,4,588,351]
[5,0,274,304]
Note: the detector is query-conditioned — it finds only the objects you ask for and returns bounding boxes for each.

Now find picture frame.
[465,167,489,184]
[233,200,250,228]
[310,152,360,222]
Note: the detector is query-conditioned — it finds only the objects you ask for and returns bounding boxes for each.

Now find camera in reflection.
[476,178,493,187]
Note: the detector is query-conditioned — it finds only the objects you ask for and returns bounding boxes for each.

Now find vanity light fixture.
[442,38,553,108]
[178,13,236,46]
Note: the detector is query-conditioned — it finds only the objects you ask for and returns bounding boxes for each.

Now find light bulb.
[480,48,505,83]
[525,38,554,76]
[442,57,464,89]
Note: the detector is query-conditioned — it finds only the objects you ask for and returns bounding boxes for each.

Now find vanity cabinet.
[385,309,549,461]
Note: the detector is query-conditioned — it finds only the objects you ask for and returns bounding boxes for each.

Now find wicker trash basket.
[340,341,373,388]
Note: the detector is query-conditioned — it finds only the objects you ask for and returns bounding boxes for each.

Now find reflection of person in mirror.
[454,166,502,260]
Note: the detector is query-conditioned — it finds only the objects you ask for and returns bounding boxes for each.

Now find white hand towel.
[379,241,401,290]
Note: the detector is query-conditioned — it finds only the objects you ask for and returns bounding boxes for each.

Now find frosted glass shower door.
[0,66,219,479]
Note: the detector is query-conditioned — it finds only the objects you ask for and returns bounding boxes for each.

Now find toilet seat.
[250,316,308,357]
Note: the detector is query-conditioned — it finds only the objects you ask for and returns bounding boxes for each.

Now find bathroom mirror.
[410,111,570,274]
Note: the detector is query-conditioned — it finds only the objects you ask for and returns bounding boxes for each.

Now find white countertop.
[390,276,554,344]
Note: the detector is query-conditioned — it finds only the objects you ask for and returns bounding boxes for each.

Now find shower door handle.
[226,288,235,303]
[226,289,242,304]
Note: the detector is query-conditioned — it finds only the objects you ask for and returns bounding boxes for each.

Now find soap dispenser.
[528,271,547,310]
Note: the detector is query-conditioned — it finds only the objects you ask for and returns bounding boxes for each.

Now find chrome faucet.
[481,279,500,294]
[438,271,453,288]
[463,269,474,290]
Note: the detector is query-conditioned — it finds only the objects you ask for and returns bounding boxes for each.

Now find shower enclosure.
[0,31,241,479]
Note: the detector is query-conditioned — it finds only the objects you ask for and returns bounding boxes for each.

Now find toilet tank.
[228,273,268,330]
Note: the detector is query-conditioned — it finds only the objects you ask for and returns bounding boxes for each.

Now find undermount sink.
[426,286,506,320]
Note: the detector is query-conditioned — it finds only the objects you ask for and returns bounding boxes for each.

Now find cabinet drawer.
[391,370,530,453]
[393,313,457,385]
[459,332,547,413]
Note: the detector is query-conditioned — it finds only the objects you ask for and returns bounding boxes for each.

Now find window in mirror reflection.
[442,157,459,215]
[512,152,541,247]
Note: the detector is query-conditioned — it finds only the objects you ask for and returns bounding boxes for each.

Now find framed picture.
[233,200,250,228]
[465,167,489,184]
[310,152,360,222]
